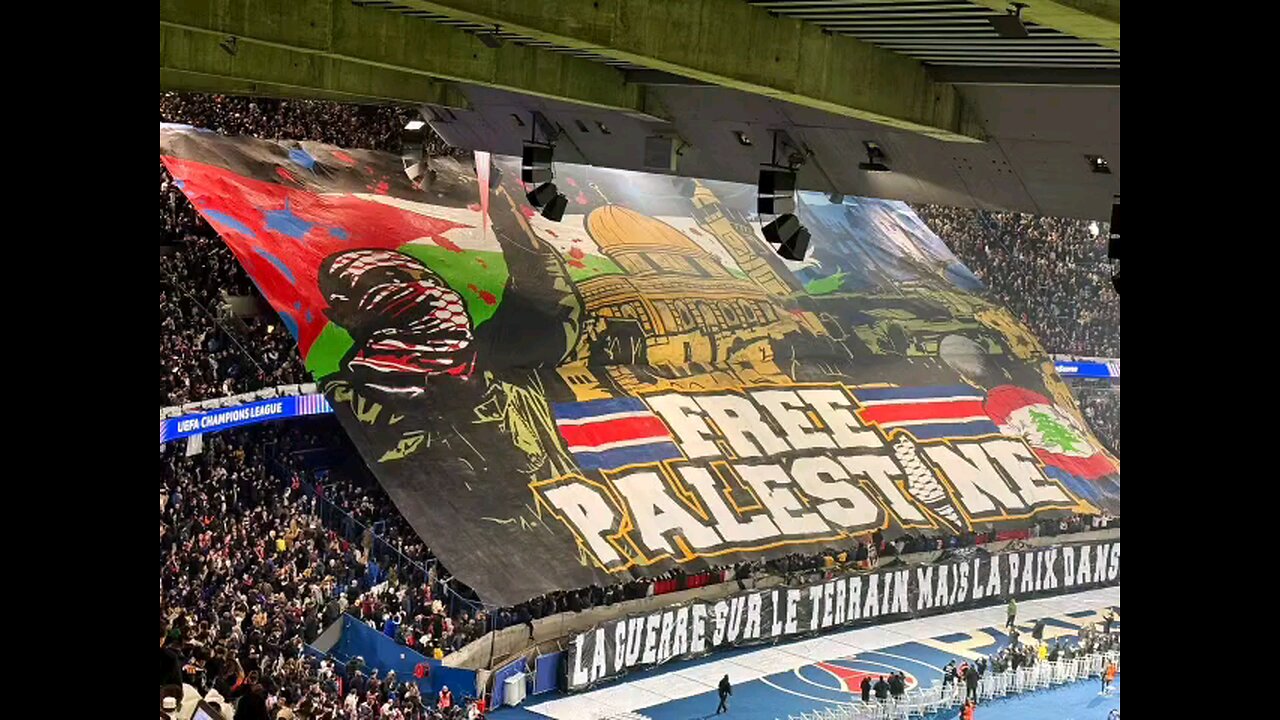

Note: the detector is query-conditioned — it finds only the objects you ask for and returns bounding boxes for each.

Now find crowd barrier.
[783,650,1119,720]
[269,459,485,619]
[532,652,562,696]
[160,383,320,419]
[321,615,481,699]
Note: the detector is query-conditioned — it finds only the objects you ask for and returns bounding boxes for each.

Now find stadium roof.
[160,0,1120,219]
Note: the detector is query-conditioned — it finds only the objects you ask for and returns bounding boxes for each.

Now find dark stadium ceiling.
[749,0,1119,73]
[159,0,1120,220]
[355,0,1120,76]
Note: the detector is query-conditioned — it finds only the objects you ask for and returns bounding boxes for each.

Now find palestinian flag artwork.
[161,123,1119,606]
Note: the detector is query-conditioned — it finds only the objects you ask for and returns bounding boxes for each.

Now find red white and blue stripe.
[552,397,683,470]
[851,385,999,440]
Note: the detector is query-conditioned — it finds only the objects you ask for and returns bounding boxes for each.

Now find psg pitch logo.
[796,660,920,695]
[760,655,932,708]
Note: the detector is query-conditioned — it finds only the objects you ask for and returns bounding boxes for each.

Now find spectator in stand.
[159,92,1121,719]
[1067,378,1120,457]
[912,205,1119,358]
[912,205,1120,455]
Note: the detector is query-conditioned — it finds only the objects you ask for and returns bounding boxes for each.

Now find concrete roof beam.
[159,0,661,117]
[968,1,1120,50]
[160,23,470,107]
[400,0,987,142]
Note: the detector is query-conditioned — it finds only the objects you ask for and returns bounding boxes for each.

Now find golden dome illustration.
[587,205,702,254]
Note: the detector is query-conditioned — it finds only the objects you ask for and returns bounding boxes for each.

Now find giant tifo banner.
[565,540,1120,691]
[160,125,1120,607]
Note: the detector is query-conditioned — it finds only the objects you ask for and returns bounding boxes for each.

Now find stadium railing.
[160,382,319,419]
[444,527,1120,672]
[267,456,485,619]
[781,649,1118,720]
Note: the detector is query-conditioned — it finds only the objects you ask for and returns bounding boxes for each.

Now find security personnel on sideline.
[716,675,732,714]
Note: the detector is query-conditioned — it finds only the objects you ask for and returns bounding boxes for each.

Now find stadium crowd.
[161,415,1115,718]
[1067,379,1121,457]
[912,204,1120,456]
[161,234,309,406]
[159,94,1120,718]
[912,204,1119,358]
[160,93,451,156]
[161,422,489,720]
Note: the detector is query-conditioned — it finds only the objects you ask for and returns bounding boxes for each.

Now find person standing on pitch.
[860,676,871,703]
[964,663,980,703]
[1103,609,1115,635]
[1032,619,1046,644]
[961,699,976,720]
[1006,598,1017,631]
[716,675,732,714]
[1101,660,1117,694]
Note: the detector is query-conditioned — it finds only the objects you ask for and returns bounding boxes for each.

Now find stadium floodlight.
[989,3,1030,38]
[526,181,559,209]
[762,212,811,260]
[762,213,801,246]
[402,119,429,185]
[779,226,811,261]
[858,141,891,173]
[763,214,810,261]
[519,133,569,223]
[541,193,569,222]
[521,142,554,185]
[758,167,797,215]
